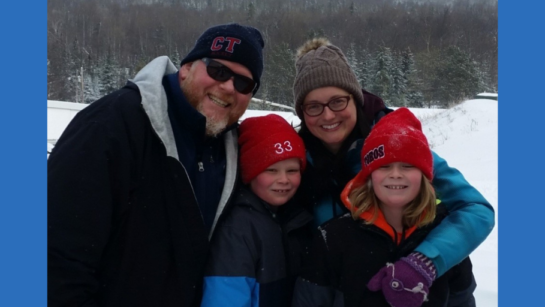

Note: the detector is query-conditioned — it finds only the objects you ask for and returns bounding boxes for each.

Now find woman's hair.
[349,175,436,228]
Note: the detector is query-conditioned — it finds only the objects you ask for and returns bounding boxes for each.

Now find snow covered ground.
[408,99,498,307]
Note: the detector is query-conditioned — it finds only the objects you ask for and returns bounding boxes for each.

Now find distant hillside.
[48,0,497,108]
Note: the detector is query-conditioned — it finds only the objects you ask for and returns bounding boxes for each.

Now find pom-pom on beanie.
[181,23,265,95]
[238,114,306,184]
[350,107,433,188]
[293,38,364,119]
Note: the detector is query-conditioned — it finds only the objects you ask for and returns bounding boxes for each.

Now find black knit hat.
[181,23,265,95]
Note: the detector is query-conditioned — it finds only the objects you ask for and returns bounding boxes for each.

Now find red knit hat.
[350,107,433,188]
[238,114,306,184]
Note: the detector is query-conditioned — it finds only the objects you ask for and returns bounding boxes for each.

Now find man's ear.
[179,62,193,81]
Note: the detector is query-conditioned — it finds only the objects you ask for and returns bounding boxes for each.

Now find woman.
[292,38,493,305]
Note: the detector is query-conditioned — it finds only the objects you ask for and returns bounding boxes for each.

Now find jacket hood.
[130,56,179,160]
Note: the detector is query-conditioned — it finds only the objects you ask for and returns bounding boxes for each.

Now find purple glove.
[367,252,437,307]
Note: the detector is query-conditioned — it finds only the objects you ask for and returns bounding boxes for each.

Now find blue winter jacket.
[201,187,313,307]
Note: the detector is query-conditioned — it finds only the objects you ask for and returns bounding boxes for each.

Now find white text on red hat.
[274,141,293,154]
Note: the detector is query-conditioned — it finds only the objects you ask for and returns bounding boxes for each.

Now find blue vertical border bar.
[0,1,47,306]
[499,1,544,306]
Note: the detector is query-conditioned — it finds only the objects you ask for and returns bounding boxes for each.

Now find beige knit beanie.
[293,38,364,120]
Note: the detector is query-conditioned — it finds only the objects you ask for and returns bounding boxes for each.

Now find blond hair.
[349,175,436,228]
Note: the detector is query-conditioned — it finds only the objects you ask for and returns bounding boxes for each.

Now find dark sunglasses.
[202,58,256,95]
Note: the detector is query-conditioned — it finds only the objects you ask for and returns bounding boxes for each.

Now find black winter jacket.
[47,57,240,307]
[201,187,313,307]
[293,205,476,307]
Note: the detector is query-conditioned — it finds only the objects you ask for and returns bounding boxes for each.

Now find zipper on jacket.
[388,224,408,246]
[197,145,217,173]
[196,151,204,172]
[144,114,202,224]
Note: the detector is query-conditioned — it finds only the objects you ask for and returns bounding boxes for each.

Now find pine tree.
[476,58,494,93]
[434,46,480,106]
[258,42,295,108]
[401,48,425,108]
[415,51,442,108]
[246,2,255,22]
[388,51,406,106]
[152,25,167,54]
[83,67,104,104]
[346,43,364,87]
[170,48,181,67]
[401,48,415,86]
[101,51,120,95]
[371,47,393,104]
[64,39,84,103]
[360,49,375,90]
[47,59,54,99]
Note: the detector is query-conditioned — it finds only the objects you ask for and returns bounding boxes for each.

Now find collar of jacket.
[236,186,284,216]
[164,72,207,141]
[360,207,417,245]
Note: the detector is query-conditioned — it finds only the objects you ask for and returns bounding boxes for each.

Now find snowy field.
[47,97,498,306]
[408,99,498,307]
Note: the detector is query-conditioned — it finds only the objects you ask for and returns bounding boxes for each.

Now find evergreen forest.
[47,0,497,109]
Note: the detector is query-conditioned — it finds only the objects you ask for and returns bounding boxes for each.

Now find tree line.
[47,0,497,108]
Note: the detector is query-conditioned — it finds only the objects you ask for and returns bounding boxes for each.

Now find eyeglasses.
[301,95,351,117]
[202,58,256,95]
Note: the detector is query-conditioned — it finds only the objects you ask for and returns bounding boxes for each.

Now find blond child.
[293,108,475,307]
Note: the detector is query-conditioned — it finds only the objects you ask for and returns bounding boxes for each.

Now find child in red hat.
[293,108,476,307]
[201,114,313,307]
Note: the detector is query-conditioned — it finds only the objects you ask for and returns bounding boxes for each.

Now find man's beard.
[181,74,234,137]
[196,103,229,137]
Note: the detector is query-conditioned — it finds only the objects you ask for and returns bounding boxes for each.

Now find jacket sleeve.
[201,218,259,307]
[47,94,133,307]
[414,151,495,276]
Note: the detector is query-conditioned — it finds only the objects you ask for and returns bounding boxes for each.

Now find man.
[48,23,264,307]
